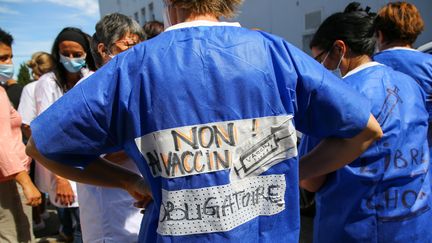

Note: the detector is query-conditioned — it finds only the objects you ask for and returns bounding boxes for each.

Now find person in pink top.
[0,27,41,243]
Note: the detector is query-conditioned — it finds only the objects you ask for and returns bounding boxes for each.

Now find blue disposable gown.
[373,49,432,119]
[299,63,431,242]
[31,25,371,242]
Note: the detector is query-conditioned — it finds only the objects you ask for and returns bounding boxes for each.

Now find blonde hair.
[27,52,55,79]
[170,0,243,18]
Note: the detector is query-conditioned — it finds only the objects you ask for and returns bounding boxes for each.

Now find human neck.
[65,71,81,90]
[344,55,371,76]
[184,13,219,23]
[173,8,219,24]
[380,41,412,51]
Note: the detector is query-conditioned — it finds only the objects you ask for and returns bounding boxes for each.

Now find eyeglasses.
[314,45,335,64]
[113,36,140,50]
[313,50,327,63]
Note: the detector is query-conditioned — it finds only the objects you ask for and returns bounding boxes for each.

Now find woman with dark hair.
[33,27,95,242]
[300,2,431,242]
[27,0,382,242]
[373,1,432,154]
[50,27,96,92]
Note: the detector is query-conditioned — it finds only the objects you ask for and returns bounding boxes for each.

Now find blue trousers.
[57,207,82,243]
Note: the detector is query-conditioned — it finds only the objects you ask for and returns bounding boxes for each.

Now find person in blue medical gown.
[373,1,432,147]
[300,3,431,242]
[26,0,383,242]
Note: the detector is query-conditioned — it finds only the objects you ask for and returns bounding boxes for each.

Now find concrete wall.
[98,0,164,26]
[99,0,432,50]
[234,0,431,52]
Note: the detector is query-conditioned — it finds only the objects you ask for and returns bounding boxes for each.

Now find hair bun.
[344,1,375,16]
[27,59,36,68]
[344,2,362,13]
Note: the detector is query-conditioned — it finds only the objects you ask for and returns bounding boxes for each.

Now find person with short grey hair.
[91,13,144,68]
[79,13,145,243]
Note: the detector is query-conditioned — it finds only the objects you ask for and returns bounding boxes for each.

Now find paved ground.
[33,205,314,243]
[34,206,65,243]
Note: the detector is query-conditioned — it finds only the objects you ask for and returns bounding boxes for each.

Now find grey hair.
[94,12,144,53]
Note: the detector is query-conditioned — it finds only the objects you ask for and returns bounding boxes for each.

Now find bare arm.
[26,137,152,205]
[299,175,327,192]
[15,171,42,207]
[102,151,129,165]
[53,175,75,206]
[21,124,32,141]
[299,114,382,191]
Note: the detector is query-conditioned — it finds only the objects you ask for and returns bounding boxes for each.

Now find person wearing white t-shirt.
[76,13,145,243]
[33,27,96,242]
[18,80,38,129]
[19,52,55,139]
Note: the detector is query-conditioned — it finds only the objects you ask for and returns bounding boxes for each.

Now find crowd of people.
[0,13,163,243]
[0,0,431,242]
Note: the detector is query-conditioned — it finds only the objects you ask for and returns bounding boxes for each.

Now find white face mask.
[106,49,115,59]
[321,50,344,79]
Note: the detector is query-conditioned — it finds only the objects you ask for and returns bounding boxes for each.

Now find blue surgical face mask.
[59,54,86,73]
[321,50,344,79]
[0,64,14,85]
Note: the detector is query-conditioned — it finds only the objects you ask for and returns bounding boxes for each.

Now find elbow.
[25,137,38,159]
[300,180,320,192]
[377,129,383,140]
[300,175,327,192]
[367,114,383,142]
[372,126,383,141]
